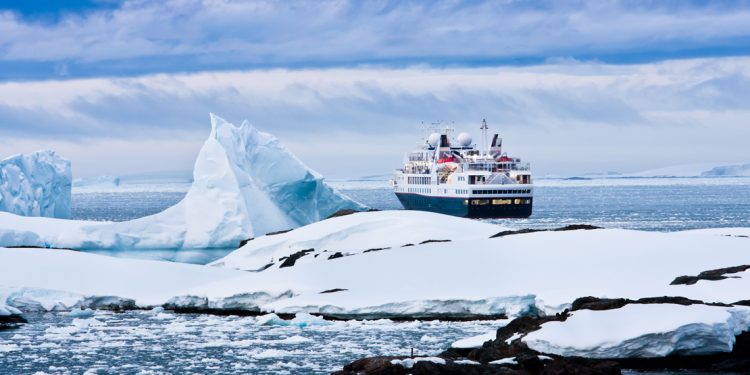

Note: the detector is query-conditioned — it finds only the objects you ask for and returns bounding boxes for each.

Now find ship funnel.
[490,133,503,158]
[439,134,450,148]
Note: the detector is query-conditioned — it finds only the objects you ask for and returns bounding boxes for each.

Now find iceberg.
[72,175,121,189]
[0,114,364,249]
[0,150,71,218]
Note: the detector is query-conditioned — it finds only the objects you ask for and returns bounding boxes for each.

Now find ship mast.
[480,119,489,153]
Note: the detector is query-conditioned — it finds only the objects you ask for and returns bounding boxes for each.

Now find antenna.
[480,119,489,152]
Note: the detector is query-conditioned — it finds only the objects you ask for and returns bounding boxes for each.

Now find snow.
[391,357,446,368]
[453,359,480,365]
[489,357,517,365]
[211,210,505,271]
[1,219,750,333]
[0,150,71,218]
[451,330,499,349]
[0,114,363,249]
[524,304,750,358]
[505,332,522,344]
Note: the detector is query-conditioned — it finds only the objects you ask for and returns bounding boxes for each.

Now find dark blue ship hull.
[395,193,533,219]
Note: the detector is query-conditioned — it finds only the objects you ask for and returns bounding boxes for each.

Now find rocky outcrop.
[0,314,27,330]
[490,225,601,239]
[570,296,731,311]
[279,248,314,268]
[337,295,750,374]
[670,265,750,285]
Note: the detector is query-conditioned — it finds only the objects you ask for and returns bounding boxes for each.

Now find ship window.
[525,199,531,204]
[493,199,512,205]
[471,199,489,205]
[514,199,521,204]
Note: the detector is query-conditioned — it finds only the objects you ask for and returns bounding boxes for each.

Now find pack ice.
[0,150,71,219]
[0,114,363,249]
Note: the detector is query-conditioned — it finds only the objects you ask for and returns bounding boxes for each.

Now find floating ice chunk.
[0,150,71,218]
[290,312,331,328]
[276,335,313,344]
[256,313,289,326]
[66,308,95,318]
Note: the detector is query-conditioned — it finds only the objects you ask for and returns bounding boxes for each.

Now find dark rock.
[540,358,620,375]
[320,288,348,294]
[552,224,601,232]
[571,297,630,311]
[467,313,569,363]
[326,209,361,219]
[238,237,254,247]
[490,228,542,238]
[333,356,405,375]
[419,239,451,245]
[328,252,344,260]
[11,245,79,251]
[363,247,390,253]
[279,248,314,268]
[265,229,293,236]
[0,314,27,330]
[491,225,601,239]
[670,264,750,285]
[572,296,731,312]
[258,262,274,271]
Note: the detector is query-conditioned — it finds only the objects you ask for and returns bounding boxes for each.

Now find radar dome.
[456,132,472,147]
[427,133,441,147]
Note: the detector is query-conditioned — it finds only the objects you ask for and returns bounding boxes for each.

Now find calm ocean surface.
[72,177,750,231]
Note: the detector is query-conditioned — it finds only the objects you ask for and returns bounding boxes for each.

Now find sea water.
[0,310,504,374]
[5,177,747,374]
[72,177,750,231]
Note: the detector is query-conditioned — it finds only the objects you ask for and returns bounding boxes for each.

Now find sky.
[0,0,749,178]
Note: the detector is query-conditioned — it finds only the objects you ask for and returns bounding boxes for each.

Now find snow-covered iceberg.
[0,114,364,249]
[0,150,71,218]
[72,175,121,189]
[524,304,750,358]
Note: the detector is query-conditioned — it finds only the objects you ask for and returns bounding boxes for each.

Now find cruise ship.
[393,120,533,218]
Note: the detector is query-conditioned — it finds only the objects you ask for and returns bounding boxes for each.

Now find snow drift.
[0,150,71,219]
[524,304,750,358]
[211,210,504,271]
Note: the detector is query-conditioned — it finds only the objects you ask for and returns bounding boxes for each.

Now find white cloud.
[1,57,749,178]
[1,0,750,71]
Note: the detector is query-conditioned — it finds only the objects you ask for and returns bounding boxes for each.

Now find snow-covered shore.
[1,211,748,320]
[2,209,750,370]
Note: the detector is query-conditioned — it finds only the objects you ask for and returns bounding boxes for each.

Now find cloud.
[1,57,749,177]
[2,1,750,77]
